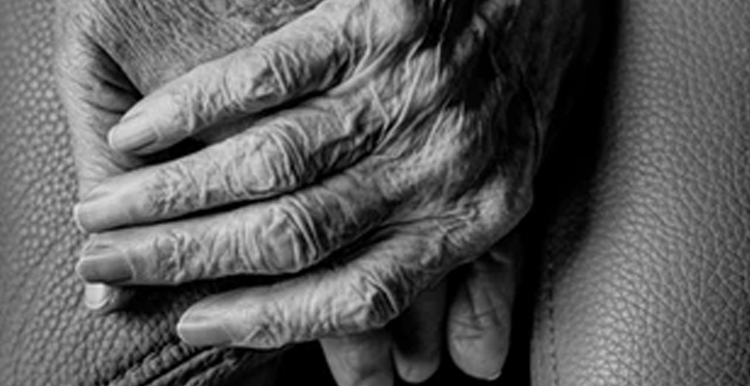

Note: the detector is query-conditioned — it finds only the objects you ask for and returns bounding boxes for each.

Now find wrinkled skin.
[57,0,587,384]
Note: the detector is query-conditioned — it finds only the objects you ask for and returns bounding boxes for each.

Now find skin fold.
[56,0,588,384]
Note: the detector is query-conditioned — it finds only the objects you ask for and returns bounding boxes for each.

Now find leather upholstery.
[531,1,750,385]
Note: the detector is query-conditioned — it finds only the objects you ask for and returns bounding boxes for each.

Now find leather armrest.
[532,1,750,385]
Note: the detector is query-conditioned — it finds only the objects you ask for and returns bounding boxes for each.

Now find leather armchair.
[0,0,748,385]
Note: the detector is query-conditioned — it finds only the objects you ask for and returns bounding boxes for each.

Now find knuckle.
[246,200,319,273]
[144,164,197,218]
[280,202,320,271]
[149,230,204,284]
[236,42,295,101]
[267,122,305,185]
[158,82,198,133]
[352,270,401,330]
[262,44,295,95]
[241,302,286,348]
[238,127,302,196]
[142,178,169,219]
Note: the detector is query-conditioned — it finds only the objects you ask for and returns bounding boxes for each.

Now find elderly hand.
[58,0,588,383]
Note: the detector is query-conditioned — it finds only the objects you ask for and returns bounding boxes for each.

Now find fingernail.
[119,106,144,124]
[74,187,111,233]
[84,284,133,314]
[72,204,88,234]
[83,283,115,311]
[77,245,132,284]
[177,309,233,347]
[74,199,111,233]
[75,185,130,232]
[109,122,157,153]
[110,93,177,153]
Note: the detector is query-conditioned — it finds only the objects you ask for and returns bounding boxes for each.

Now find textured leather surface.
[531,1,750,385]
[0,1,283,384]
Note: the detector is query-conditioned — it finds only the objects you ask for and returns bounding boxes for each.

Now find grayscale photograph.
[0,1,747,385]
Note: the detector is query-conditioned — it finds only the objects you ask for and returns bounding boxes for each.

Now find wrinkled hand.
[75,0,532,339]
[58,0,587,383]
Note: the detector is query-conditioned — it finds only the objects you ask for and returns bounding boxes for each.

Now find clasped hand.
[58,0,585,383]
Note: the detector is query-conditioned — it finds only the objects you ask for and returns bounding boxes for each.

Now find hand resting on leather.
[58,0,588,383]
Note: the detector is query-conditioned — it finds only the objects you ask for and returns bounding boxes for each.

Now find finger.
[107,2,353,155]
[75,166,393,285]
[447,236,520,381]
[173,173,513,348]
[391,282,446,384]
[174,216,489,349]
[321,332,394,386]
[75,93,382,233]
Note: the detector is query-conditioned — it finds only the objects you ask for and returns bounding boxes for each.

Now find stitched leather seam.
[142,347,276,386]
[141,347,229,386]
[103,340,278,386]
[102,341,230,386]
[143,346,221,386]
[102,341,198,386]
